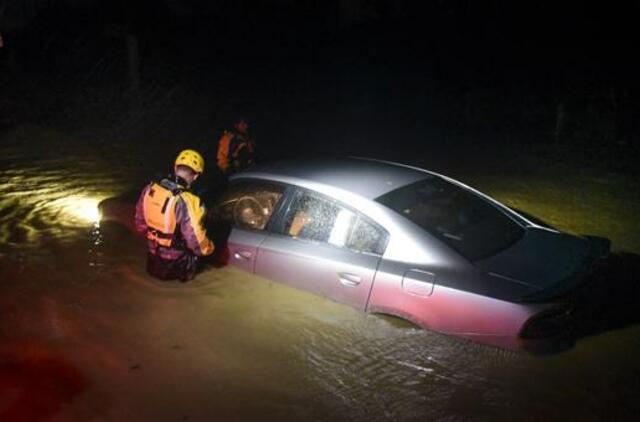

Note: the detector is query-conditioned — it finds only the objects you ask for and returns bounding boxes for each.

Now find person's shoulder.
[139,179,157,194]
[219,129,235,137]
[178,190,203,205]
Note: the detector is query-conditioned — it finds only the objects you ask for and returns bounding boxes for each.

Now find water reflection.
[0,138,130,250]
[50,195,103,225]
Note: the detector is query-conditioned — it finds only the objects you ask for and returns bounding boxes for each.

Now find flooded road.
[1,127,640,421]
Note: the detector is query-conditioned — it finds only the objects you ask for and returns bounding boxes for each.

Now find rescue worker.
[135,149,214,282]
[216,117,256,176]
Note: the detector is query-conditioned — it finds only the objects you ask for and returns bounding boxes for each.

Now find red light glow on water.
[0,342,88,421]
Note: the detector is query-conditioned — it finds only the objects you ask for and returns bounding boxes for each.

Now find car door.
[209,180,285,272]
[255,189,388,311]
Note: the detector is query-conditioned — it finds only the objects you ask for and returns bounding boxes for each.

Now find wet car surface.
[209,157,610,349]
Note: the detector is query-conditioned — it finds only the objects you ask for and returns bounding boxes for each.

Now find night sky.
[1,1,639,170]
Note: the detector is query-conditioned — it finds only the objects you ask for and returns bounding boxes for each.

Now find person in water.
[135,149,214,281]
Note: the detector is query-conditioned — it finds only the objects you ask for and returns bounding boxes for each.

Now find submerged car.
[208,157,609,349]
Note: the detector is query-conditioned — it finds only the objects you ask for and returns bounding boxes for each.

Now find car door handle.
[233,250,253,260]
[338,272,362,287]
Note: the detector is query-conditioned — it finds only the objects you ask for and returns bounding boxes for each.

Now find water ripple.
[0,139,135,251]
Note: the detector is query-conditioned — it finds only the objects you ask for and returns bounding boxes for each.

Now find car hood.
[474,228,609,302]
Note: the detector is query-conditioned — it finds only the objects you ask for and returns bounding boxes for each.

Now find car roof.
[234,157,431,199]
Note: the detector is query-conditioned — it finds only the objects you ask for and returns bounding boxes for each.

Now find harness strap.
[147,228,173,239]
[160,197,170,214]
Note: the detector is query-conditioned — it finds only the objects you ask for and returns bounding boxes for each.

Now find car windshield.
[375,177,525,261]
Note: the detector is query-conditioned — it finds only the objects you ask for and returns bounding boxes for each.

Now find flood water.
[2,128,640,421]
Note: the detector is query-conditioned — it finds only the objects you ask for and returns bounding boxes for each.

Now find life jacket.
[217,130,255,173]
[142,179,185,248]
[216,130,234,173]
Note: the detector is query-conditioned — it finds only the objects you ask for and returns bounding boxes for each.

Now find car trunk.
[474,228,610,302]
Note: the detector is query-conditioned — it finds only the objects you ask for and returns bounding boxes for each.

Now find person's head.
[233,118,249,134]
[174,149,205,185]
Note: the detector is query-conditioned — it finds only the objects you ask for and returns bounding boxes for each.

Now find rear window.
[375,177,524,261]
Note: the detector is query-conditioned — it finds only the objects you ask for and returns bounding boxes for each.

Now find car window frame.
[273,186,389,257]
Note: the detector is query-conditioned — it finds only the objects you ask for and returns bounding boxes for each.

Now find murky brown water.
[2,128,640,420]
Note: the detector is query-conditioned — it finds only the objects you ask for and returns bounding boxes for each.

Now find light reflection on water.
[1,133,639,420]
[0,141,129,251]
[49,195,103,225]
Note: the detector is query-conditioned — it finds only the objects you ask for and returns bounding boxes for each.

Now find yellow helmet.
[175,149,205,174]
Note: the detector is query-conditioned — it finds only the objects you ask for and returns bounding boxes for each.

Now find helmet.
[175,149,205,174]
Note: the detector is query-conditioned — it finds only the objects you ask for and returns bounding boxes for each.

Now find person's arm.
[233,143,251,170]
[248,139,257,165]
[134,185,150,236]
[176,193,214,256]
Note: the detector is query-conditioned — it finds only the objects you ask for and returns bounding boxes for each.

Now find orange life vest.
[142,181,183,247]
[217,130,255,173]
[216,131,234,173]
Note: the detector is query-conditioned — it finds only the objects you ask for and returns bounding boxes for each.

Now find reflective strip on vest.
[142,183,179,247]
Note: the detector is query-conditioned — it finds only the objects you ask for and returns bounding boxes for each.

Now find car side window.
[347,215,386,255]
[211,182,284,231]
[282,192,386,255]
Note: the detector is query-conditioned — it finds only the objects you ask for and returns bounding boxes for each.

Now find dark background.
[1,0,639,175]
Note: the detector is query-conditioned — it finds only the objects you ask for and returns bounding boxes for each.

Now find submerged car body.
[209,157,608,349]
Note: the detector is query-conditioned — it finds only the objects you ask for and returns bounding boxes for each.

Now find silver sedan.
[209,157,609,349]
